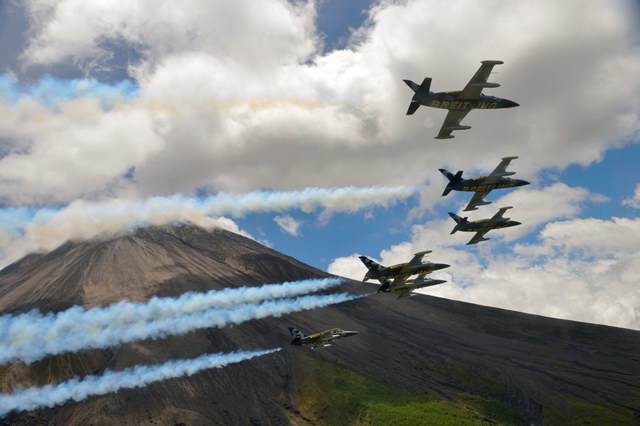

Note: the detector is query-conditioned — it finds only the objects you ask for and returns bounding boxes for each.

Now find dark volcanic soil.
[0,224,638,425]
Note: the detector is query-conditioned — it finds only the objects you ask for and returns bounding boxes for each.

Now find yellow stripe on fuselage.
[430,100,497,110]
[462,183,516,192]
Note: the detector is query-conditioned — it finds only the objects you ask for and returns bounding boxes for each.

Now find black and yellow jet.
[403,60,519,139]
[378,274,447,300]
[359,250,450,283]
[449,206,521,245]
[440,156,530,211]
[288,327,358,349]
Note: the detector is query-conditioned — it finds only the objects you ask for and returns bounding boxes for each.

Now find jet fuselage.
[290,329,358,347]
[453,176,530,193]
[379,278,447,294]
[457,218,521,233]
[413,91,519,111]
[365,261,450,282]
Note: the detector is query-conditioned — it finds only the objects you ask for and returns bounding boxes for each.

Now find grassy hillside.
[294,355,522,425]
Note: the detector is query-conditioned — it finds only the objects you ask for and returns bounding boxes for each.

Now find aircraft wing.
[467,230,489,245]
[396,289,415,299]
[463,191,491,212]
[490,206,513,221]
[483,156,518,185]
[408,250,432,265]
[309,328,337,340]
[458,60,504,100]
[436,110,471,139]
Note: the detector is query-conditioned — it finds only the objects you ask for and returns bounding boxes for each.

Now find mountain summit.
[0,224,638,425]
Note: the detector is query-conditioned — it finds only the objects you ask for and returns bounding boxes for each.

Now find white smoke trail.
[0,347,280,418]
[0,278,341,362]
[0,292,359,365]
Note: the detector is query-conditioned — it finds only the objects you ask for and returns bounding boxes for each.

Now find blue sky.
[0,0,638,329]
[229,0,640,268]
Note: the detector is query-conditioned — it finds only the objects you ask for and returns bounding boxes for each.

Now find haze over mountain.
[0,224,638,425]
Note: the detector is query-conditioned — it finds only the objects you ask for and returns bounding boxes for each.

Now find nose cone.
[508,221,522,227]
[516,179,530,187]
[503,99,519,108]
[343,331,359,337]
[434,263,450,270]
[431,279,447,286]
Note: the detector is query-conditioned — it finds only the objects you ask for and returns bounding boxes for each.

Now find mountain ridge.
[0,224,637,425]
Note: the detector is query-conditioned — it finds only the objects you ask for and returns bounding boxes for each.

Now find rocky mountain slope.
[0,224,638,425]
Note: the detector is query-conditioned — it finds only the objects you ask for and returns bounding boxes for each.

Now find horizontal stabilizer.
[406,101,420,115]
[481,60,504,65]
[403,79,421,92]
[435,135,455,140]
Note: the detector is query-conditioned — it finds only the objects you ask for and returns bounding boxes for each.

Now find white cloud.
[329,213,640,330]
[22,0,317,69]
[0,184,413,267]
[0,0,635,205]
[622,183,640,208]
[327,253,365,282]
[487,182,606,240]
[274,214,302,236]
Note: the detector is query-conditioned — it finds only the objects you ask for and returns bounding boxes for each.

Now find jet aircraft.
[403,60,519,139]
[440,156,530,211]
[359,250,450,283]
[378,274,447,299]
[288,327,358,349]
[449,206,521,245]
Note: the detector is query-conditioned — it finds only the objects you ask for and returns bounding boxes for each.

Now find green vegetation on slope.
[420,358,522,424]
[541,397,640,426]
[295,355,498,426]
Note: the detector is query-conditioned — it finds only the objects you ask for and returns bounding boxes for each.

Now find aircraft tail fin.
[439,169,463,196]
[448,212,468,234]
[415,77,432,95]
[288,327,304,339]
[403,78,431,115]
[403,79,421,92]
[359,256,381,271]
[359,256,381,281]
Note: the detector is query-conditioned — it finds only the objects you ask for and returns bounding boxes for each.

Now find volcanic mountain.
[0,224,638,425]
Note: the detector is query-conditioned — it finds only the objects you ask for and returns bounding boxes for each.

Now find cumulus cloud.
[274,214,302,236]
[0,0,635,205]
[622,183,640,208]
[21,0,317,69]
[0,184,414,266]
[487,182,607,239]
[329,214,640,330]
